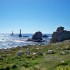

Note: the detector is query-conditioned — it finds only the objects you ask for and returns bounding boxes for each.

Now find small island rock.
[32,31,43,42]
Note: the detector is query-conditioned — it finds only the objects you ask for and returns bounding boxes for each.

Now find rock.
[33,52,36,55]
[0,56,4,60]
[51,26,70,43]
[23,36,29,37]
[17,51,23,56]
[56,26,64,32]
[47,50,55,54]
[42,35,48,37]
[32,52,43,56]
[36,52,43,55]
[60,51,69,55]
[32,31,43,42]
[36,48,40,50]
[59,60,68,65]
[25,49,30,55]
[60,61,65,63]
[60,51,66,55]
[3,50,11,53]
[27,38,32,41]
[64,46,70,50]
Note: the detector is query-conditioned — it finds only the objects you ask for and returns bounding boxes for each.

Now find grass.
[0,40,70,70]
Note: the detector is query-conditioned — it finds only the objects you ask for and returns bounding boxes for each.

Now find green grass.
[0,40,70,70]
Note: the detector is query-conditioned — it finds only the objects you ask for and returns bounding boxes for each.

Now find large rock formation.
[32,31,43,42]
[51,26,70,43]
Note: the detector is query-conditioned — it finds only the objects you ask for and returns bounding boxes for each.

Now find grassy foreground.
[0,40,70,70]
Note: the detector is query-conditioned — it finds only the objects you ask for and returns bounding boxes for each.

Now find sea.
[0,33,52,49]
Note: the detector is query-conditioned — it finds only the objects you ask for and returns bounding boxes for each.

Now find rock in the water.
[32,31,43,42]
[42,35,48,37]
[51,26,70,43]
[27,38,32,41]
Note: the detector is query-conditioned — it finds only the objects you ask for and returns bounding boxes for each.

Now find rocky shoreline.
[0,40,70,70]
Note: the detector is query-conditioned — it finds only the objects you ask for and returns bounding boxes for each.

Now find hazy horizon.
[0,0,70,33]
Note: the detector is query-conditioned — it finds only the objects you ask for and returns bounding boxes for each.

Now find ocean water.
[0,33,52,49]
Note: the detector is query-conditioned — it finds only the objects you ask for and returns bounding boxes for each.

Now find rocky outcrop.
[32,31,43,42]
[51,26,70,43]
[42,34,48,37]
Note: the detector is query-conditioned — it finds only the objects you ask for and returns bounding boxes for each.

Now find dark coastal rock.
[42,34,48,37]
[51,26,70,43]
[32,31,43,42]
[27,39,32,41]
[23,36,29,37]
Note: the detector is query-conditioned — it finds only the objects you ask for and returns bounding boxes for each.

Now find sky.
[0,0,70,34]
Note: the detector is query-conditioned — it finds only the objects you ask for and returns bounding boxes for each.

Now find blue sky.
[0,0,70,33]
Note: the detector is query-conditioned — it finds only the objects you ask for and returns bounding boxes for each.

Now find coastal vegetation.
[0,0,69,69]
[0,40,70,70]
[0,26,70,70]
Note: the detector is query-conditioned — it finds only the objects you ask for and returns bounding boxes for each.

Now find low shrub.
[12,65,17,69]
[57,61,68,66]
[23,62,29,67]
[5,67,10,70]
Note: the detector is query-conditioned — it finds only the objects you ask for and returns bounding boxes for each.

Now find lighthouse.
[10,31,14,35]
[19,29,22,37]
[12,31,14,35]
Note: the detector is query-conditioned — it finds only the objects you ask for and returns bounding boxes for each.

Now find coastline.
[0,40,70,70]
[0,33,51,49]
